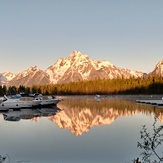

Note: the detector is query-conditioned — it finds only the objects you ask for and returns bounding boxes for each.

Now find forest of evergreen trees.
[0,76,163,96]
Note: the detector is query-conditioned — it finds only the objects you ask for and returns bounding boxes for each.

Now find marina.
[0,94,61,111]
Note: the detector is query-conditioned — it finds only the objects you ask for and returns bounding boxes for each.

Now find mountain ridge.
[0,51,162,86]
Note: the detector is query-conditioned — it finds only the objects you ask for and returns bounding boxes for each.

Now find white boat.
[36,94,61,106]
[95,94,101,102]
[0,94,41,110]
[21,93,61,106]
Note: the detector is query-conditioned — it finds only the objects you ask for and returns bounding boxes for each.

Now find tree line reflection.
[51,96,163,136]
[0,96,163,162]
[3,96,163,136]
[1,96,163,136]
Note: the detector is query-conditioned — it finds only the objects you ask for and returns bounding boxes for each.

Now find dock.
[136,99,163,106]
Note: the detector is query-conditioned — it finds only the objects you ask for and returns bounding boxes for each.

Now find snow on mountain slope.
[46,51,92,83]
[149,60,163,77]
[7,66,50,87]
[2,50,161,86]
[46,51,143,84]
[0,73,7,85]
[13,66,40,80]
[2,72,16,81]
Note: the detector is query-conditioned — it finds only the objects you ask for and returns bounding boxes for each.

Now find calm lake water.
[0,95,163,163]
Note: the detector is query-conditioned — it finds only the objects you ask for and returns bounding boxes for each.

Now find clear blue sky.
[0,0,163,73]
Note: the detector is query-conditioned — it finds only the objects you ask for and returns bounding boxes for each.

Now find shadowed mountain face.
[48,96,163,136]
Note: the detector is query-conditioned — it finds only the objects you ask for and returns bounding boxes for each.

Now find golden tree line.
[0,76,163,96]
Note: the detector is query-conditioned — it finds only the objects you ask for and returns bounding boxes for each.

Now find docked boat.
[36,94,61,106]
[0,94,41,110]
[20,93,61,106]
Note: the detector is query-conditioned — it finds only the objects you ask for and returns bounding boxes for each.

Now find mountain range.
[0,51,163,87]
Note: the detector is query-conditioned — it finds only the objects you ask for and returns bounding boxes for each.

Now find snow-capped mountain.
[148,60,163,77]
[45,51,143,84]
[7,66,50,87]
[0,73,7,85]
[2,72,16,81]
[1,50,162,87]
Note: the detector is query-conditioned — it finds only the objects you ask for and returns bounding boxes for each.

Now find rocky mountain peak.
[0,73,7,84]
[2,72,15,81]
[69,51,89,63]
[155,60,163,75]
[1,51,161,86]
[5,65,50,87]
[45,51,144,84]
[155,60,163,69]
[16,66,40,78]
[149,59,163,76]
[70,50,83,58]
[27,66,40,72]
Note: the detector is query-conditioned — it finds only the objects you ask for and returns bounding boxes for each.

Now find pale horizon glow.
[0,0,163,74]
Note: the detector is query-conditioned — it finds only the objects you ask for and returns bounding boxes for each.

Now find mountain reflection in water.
[0,95,163,163]
[1,95,163,137]
[49,96,163,136]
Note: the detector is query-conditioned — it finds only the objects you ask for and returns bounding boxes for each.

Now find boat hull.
[0,96,41,110]
[40,99,61,106]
